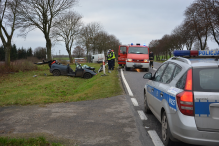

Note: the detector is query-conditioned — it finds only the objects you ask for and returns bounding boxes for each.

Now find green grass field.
[0,136,63,146]
[53,57,70,60]
[0,63,123,106]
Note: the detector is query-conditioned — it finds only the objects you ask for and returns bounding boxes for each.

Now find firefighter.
[149,51,154,68]
[107,50,112,70]
[111,50,116,70]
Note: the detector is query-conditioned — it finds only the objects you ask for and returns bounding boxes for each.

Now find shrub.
[0,59,38,74]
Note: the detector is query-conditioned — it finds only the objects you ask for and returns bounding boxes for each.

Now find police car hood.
[127,54,149,60]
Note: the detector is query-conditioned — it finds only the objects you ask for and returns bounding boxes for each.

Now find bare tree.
[78,22,102,62]
[18,0,77,60]
[184,1,210,50]
[52,11,83,63]
[200,0,219,45]
[72,46,85,58]
[0,0,21,66]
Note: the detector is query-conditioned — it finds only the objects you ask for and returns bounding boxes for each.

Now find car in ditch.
[35,60,96,79]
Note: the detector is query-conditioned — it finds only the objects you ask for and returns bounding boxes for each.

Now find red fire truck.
[118,43,150,71]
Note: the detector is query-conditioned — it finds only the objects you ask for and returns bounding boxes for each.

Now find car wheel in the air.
[144,91,151,114]
[84,73,92,79]
[162,111,176,146]
[53,70,61,76]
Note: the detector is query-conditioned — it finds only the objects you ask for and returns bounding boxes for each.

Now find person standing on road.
[111,50,116,70]
[107,50,112,70]
[149,51,154,68]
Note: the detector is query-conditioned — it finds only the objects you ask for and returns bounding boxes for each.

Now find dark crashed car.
[35,60,96,79]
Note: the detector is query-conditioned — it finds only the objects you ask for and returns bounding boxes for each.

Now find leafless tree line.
[0,0,121,66]
[149,0,219,60]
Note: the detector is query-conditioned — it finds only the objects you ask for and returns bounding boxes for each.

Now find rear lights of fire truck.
[176,69,194,116]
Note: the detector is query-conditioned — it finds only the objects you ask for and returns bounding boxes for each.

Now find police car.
[143,50,219,146]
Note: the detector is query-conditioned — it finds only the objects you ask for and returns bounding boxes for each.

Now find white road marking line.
[120,69,134,96]
[137,110,147,120]
[148,130,164,146]
[153,68,157,71]
[131,98,139,106]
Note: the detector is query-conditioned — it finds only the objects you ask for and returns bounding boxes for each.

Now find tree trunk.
[5,43,11,67]
[46,38,52,60]
[68,53,73,63]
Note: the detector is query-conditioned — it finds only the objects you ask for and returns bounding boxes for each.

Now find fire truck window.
[120,47,126,53]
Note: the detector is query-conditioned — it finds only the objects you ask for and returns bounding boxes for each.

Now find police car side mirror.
[143,72,152,80]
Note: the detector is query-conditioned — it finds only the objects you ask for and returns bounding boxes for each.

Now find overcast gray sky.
[12,0,219,55]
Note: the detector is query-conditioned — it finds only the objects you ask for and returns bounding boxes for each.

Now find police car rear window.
[193,68,219,92]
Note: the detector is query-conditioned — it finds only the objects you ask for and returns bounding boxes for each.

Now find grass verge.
[0,136,63,146]
[0,62,123,106]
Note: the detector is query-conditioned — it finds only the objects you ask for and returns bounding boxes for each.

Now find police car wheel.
[144,91,151,114]
[125,66,130,71]
[53,70,61,76]
[162,111,175,146]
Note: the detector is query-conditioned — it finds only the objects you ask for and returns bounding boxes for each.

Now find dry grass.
[0,58,40,74]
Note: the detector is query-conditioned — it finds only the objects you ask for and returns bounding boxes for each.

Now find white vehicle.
[91,54,105,63]
[143,50,219,146]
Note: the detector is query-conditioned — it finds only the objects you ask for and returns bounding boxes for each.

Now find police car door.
[148,63,168,120]
[157,63,181,119]
[193,66,219,132]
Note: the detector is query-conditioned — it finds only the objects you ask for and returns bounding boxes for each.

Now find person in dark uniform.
[149,51,154,68]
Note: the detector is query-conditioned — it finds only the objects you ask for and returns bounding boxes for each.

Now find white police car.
[143,50,219,146]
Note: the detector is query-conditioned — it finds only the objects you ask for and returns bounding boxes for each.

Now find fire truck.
[118,43,150,71]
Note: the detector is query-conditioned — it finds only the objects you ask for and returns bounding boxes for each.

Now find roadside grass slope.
[0,63,123,106]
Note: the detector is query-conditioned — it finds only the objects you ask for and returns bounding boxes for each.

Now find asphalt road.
[0,94,154,146]
[122,62,195,146]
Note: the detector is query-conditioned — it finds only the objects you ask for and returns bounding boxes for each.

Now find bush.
[0,59,38,74]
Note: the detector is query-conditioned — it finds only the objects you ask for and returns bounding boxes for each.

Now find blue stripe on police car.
[147,85,177,111]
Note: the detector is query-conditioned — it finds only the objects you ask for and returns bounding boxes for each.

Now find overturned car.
[35,60,96,79]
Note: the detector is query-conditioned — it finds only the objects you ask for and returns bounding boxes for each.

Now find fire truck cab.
[118,43,150,71]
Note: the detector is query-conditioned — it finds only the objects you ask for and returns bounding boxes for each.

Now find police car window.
[172,65,181,78]
[176,72,187,89]
[154,63,167,82]
[160,63,175,84]
[120,47,126,53]
[193,68,219,92]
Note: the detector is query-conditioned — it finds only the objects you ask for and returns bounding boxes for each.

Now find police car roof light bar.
[173,50,219,58]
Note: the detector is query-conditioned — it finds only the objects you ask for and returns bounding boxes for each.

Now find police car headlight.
[144,59,149,62]
[127,59,132,62]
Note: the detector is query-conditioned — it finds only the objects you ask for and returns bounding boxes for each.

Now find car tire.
[83,73,92,79]
[162,111,176,146]
[53,70,61,76]
[144,91,151,114]
[125,65,130,71]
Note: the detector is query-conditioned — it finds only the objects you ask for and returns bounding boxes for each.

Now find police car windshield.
[193,68,219,92]
[128,47,148,54]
